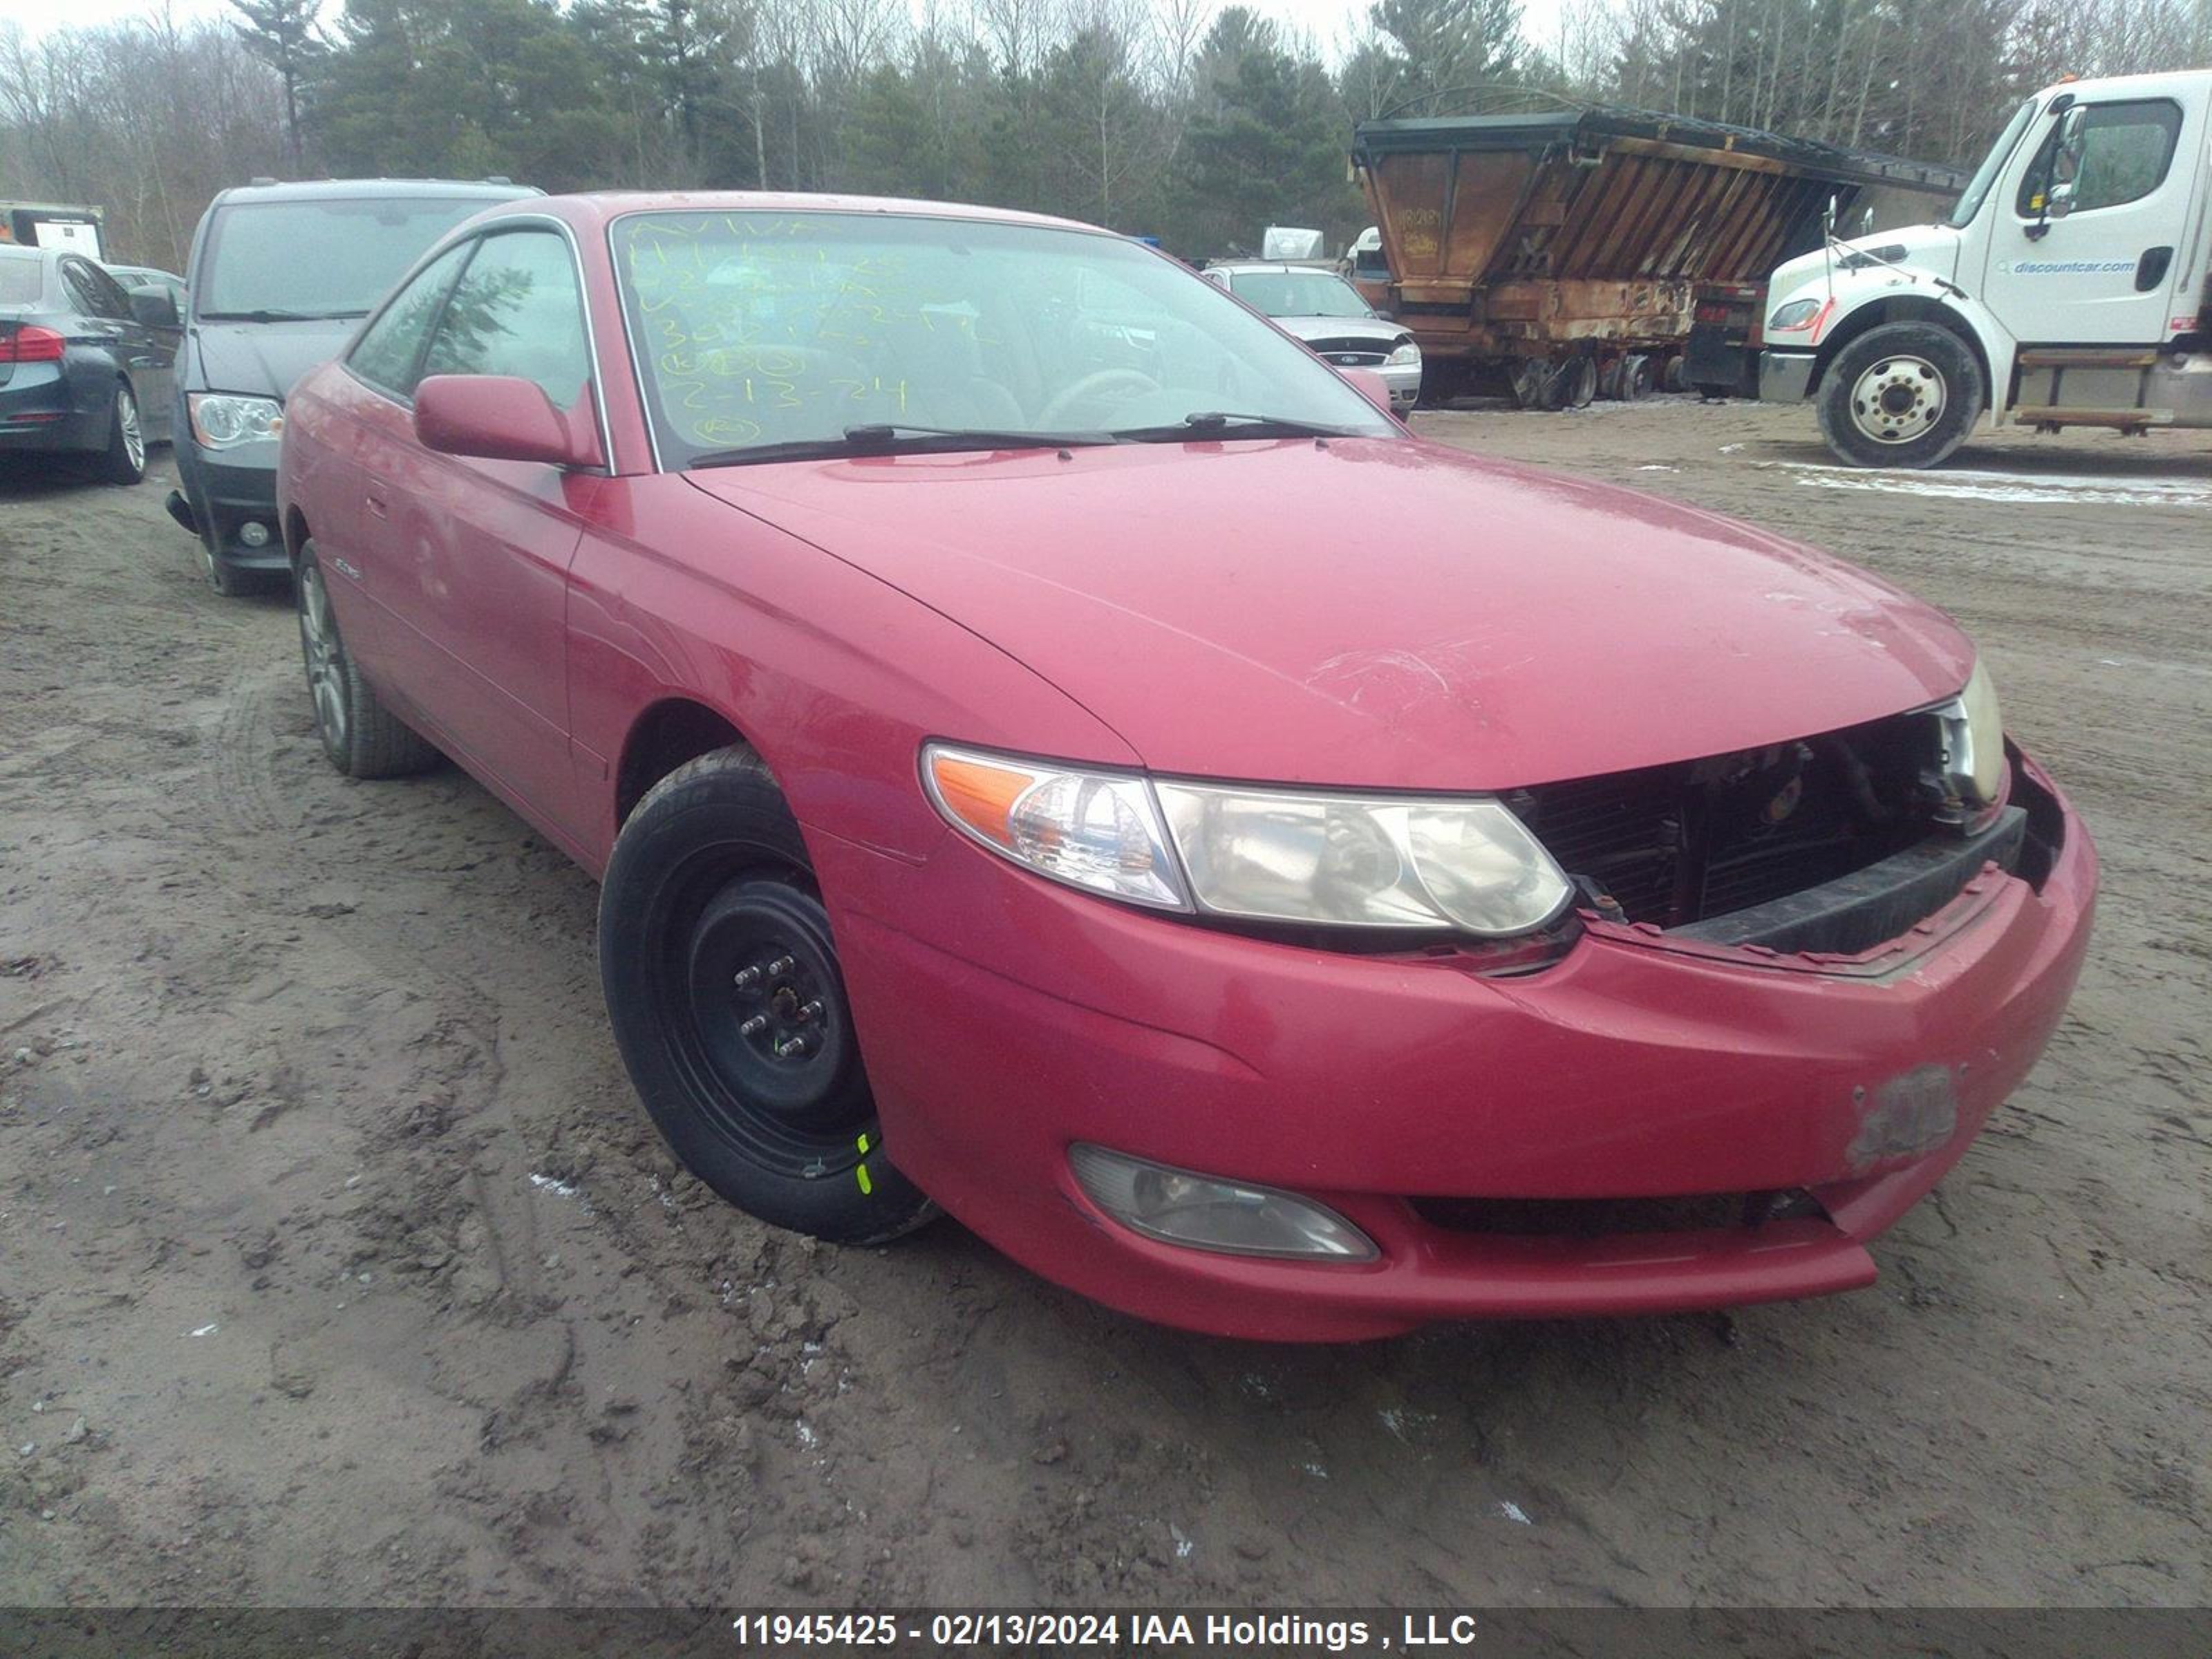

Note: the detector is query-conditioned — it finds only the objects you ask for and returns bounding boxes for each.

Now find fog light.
[238,521,272,548]
[1068,1144,1378,1262]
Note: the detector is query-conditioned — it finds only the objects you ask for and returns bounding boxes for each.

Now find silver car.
[1203,262,1421,410]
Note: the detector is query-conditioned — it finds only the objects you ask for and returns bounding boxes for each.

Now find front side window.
[2016,99,2184,216]
[62,258,130,319]
[419,229,590,406]
[610,210,1393,467]
[1228,270,1374,319]
[196,197,497,321]
[348,241,471,398]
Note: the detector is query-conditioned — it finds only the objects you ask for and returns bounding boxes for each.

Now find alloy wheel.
[117,389,144,474]
[296,561,348,752]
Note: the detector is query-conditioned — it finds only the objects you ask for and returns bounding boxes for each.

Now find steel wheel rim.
[1848,355,1944,445]
[118,390,144,471]
[658,871,872,1178]
[297,563,347,748]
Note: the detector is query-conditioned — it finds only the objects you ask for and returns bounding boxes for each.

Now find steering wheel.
[1039,368,1162,428]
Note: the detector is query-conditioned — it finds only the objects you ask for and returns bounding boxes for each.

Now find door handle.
[366,491,388,520]
[2137,247,2174,292]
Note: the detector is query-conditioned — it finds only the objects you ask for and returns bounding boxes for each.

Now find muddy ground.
[1,399,2206,1611]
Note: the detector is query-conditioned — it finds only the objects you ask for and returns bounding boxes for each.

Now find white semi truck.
[1760,68,2212,467]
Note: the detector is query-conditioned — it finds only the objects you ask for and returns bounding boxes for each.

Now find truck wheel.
[599,747,937,1246]
[1564,357,1597,409]
[1509,359,1548,411]
[1817,321,1983,469]
[1623,355,1653,401]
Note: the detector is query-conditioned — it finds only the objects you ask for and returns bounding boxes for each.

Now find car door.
[356,225,599,841]
[315,239,477,664]
[1982,93,2202,346]
[62,256,175,438]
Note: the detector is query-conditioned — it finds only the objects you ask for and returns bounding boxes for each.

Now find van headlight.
[924,744,1572,935]
[188,393,284,449]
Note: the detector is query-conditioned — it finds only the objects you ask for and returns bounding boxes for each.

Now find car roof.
[1206,262,1346,276]
[478,190,1109,238]
[208,178,542,207]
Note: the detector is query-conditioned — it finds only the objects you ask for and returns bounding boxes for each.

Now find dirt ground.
[1,397,2206,1611]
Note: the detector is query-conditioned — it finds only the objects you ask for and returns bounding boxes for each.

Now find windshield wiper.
[1112,411,1365,442]
[689,422,1118,469]
[195,308,367,323]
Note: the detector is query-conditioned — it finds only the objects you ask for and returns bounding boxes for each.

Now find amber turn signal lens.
[920,744,1190,910]
[926,751,1037,850]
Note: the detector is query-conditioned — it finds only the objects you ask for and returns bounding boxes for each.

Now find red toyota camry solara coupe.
[276,194,2095,1341]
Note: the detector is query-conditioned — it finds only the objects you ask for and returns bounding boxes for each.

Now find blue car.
[0,241,179,484]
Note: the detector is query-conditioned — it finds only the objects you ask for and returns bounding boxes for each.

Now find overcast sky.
[9,0,1575,63]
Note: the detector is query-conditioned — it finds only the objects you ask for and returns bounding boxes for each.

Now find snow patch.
[1761,459,2212,509]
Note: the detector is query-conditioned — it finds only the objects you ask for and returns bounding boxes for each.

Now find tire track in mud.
[152,617,891,1600]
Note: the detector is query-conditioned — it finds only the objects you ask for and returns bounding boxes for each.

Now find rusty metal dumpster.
[1350,106,1965,406]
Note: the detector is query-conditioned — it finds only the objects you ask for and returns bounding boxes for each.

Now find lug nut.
[774,1035,809,1059]
[767,956,796,977]
[740,1015,768,1037]
[733,964,763,990]
[796,999,824,1023]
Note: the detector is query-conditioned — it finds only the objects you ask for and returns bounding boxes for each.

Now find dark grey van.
[170,178,537,594]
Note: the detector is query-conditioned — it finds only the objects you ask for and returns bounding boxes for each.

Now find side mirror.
[1340,366,1399,420]
[2046,179,2078,218]
[129,285,178,328]
[413,374,601,469]
[1823,194,1839,238]
[1372,307,1397,321]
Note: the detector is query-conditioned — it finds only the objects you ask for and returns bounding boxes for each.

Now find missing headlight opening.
[1515,700,2036,957]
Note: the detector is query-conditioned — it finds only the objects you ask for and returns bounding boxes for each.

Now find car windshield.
[0,250,43,306]
[610,210,1394,467]
[196,198,496,319]
[1947,99,2038,228]
[1226,269,1374,319]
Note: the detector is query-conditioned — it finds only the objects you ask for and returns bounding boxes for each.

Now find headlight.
[1385,339,1421,366]
[1156,781,1571,935]
[188,393,283,449]
[923,745,1188,910]
[924,745,1573,935]
[1942,659,2006,807]
[1768,298,1821,332]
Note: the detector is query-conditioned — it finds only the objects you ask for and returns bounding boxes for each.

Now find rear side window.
[348,242,471,399]
[2016,99,2184,216]
[0,254,41,306]
[419,229,590,406]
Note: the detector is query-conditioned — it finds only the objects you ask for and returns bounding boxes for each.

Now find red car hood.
[686,438,1974,789]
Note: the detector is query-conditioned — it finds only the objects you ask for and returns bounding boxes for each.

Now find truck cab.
[1761,69,2212,467]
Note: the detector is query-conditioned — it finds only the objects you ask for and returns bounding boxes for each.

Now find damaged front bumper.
[817,748,2094,1341]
